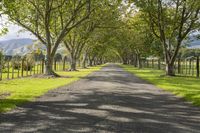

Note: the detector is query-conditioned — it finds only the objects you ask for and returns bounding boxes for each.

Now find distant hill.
[0,38,34,55]
[0,38,67,56]
[0,37,199,56]
[187,35,200,49]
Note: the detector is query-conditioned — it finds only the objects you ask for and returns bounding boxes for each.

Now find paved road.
[0,64,200,133]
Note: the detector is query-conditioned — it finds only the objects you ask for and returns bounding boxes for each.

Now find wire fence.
[0,57,69,81]
[141,57,200,77]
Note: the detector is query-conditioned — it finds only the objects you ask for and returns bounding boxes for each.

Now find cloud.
[0,24,36,41]
[0,16,36,41]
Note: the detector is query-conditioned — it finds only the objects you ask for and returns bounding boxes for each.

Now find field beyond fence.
[0,57,71,81]
[139,57,200,77]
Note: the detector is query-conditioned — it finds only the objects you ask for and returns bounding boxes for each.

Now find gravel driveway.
[0,64,200,133]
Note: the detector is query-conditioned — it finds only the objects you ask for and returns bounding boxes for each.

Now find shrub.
[11,55,21,69]
[22,54,35,71]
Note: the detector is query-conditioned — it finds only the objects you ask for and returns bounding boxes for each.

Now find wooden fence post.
[37,61,39,74]
[7,61,10,79]
[196,56,199,78]
[33,62,36,75]
[0,58,2,81]
[26,60,28,76]
[54,60,56,71]
[192,60,194,76]
[63,57,66,71]
[17,65,20,78]
[12,63,14,79]
[189,59,192,75]
[21,59,24,77]
[42,59,44,73]
[40,61,42,74]
[30,65,32,75]
[186,59,188,75]
[178,58,181,74]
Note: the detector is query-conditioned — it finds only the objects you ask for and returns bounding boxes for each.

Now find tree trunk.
[88,57,93,66]
[166,63,175,76]
[130,54,134,65]
[137,55,142,69]
[81,53,87,68]
[134,55,137,67]
[89,60,92,66]
[45,53,57,75]
[82,59,87,68]
[122,57,128,65]
[63,56,66,71]
[99,57,103,65]
[69,56,77,71]
[94,58,97,66]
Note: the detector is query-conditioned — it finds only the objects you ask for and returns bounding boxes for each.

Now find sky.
[0,15,36,41]
[0,24,36,41]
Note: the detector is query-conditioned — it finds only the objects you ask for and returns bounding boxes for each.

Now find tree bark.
[122,56,128,65]
[81,53,87,68]
[45,53,57,76]
[69,56,77,71]
[63,56,66,71]
[134,55,137,67]
[137,54,142,69]
[166,63,175,76]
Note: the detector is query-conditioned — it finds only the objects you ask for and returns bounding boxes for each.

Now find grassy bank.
[121,65,200,106]
[0,66,102,112]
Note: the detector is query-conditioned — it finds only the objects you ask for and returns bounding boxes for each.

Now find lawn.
[1,63,69,80]
[0,65,103,112]
[121,65,200,106]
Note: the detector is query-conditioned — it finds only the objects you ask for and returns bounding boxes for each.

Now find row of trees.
[101,0,200,76]
[1,0,122,76]
[0,0,199,76]
[132,0,200,75]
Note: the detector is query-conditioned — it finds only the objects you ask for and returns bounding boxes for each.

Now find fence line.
[140,57,200,77]
[0,58,70,81]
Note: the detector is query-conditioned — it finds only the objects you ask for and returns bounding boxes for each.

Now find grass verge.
[121,65,200,106]
[0,65,103,112]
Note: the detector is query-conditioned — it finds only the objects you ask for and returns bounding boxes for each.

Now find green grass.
[0,65,102,112]
[1,63,70,80]
[121,64,200,106]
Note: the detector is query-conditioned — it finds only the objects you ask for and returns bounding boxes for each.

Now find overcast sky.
[0,15,199,42]
[0,24,36,41]
[0,15,36,41]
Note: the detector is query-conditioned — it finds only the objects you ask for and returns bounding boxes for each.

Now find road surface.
[1,64,200,133]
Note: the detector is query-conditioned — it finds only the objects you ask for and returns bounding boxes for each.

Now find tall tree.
[63,0,122,70]
[133,0,200,75]
[2,0,92,76]
[63,21,96,71]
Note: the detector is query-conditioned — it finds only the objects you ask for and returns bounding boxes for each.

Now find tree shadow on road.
[1,90,200,133]
[1,64,200,133]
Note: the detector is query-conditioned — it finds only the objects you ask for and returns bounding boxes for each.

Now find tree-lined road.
[1,64,200,133]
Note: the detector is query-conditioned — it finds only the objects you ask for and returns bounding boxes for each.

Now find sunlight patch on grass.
[0,65,103,112]
[121,65,200,106]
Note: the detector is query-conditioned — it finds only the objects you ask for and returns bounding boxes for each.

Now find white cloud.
[0,15,36,41]
[0,24,36,41]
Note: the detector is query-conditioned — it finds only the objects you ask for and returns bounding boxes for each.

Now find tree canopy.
[0,0,199,76]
